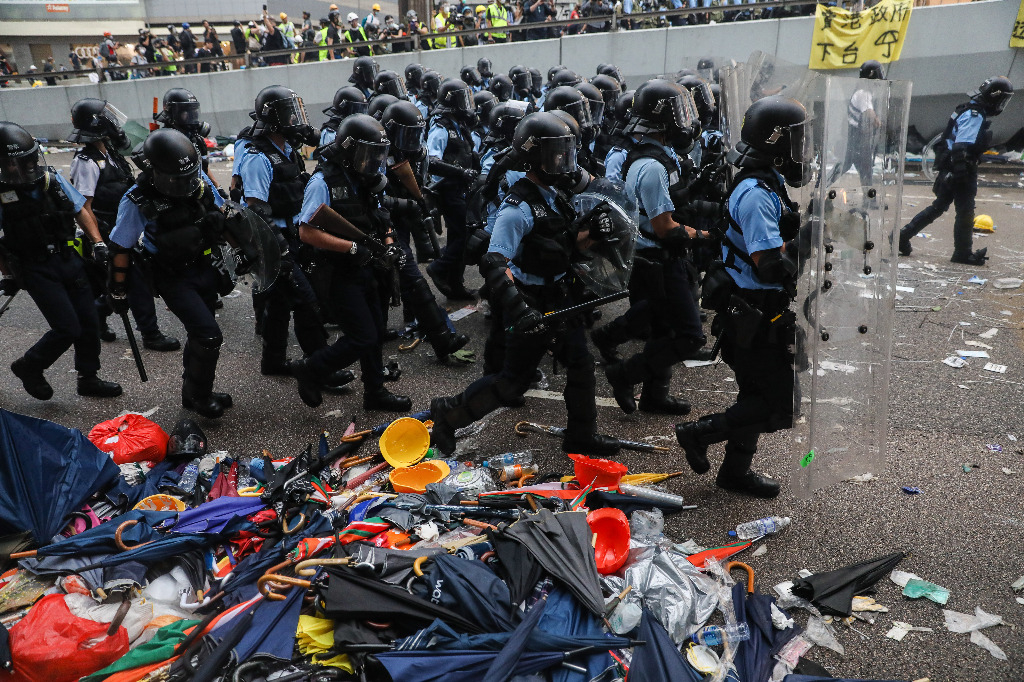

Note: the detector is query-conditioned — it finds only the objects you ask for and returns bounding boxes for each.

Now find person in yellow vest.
[317,17,331,61]
[485,0,509,42]
[432,4,454,49]
[344,12,371,56]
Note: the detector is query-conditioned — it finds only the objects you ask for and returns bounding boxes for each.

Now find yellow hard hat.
[974,214,994,233]
[373,3,381,10]
[379,417,431,468]
[476,4,485,11]
[279,12,288,20]
[329,3,338,9]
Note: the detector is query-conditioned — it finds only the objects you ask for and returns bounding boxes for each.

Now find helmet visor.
[100,102,128,131]
[168,100,201,127]
[167,432,206,457]
[265,96,310,132]
[662,91,699,129]
[690,81,715,114]
[990,90,1013,114]
[559,100,592,129]
[537,135,578,175]
[347,139,390,175]
[153,166,202,197]
[586,99,605,127]
[0,145,44,186]
[341,100,370,117]
[389,121,425,151]
[478,60,492,77]
[448,87,474,112]
[511,72,531,93]
[378,78,408,99]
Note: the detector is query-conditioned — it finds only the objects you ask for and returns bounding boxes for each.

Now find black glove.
[232,248,253,276]
[106,285,129,315]
[510,307,546,336]
[462,168,480,184]
[386,243,407,269]
[585,205,615,242]
[350,242,374,268]
[90,242,110,268]
[0,276,19,296]
[784,218,816,259]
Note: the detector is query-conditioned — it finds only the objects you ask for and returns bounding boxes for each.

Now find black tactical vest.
[722,166,799,274]
[503,178,576,280]
[74,145,134,223]
[247,136,308,219]
[319,165,386,238]
[128,176,220,266]
[621,142,692,216]
[435,116,475,169]
[0,170,78,262]
[936,101,992,169]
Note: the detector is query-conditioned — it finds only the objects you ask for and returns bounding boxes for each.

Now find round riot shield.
[226,207,282,293]
[571,177,639,297]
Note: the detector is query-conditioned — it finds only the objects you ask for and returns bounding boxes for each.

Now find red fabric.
[0,594,129,682]
[88,414,169,465]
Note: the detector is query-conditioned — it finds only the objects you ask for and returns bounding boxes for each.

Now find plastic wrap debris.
[629,508,664,543]
[770,633,814,681]
[943,606,1002,633]
[625,546,719,642]
[965,340,993,350]
[979,328,999,339]
[943,356,967,369]
[770,602,795,630]
[970,629,1008,660]
[847,473,877,484]
[64,593,154,644]
[672,539,706,555]
[967,276,987,285]
[890,570,920,587]
[804,616,845,655]
[992,278,1023,289]
[903,578,950,604]
[885,621,933,641]
[1012,576,1024,593]
[752,545,768,558]
[956,350,989,359]
[773,580,818,613]
[852,596,888,612]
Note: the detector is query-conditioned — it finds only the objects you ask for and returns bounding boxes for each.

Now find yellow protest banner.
[808,0,913,70]
[1010,0,1024,47]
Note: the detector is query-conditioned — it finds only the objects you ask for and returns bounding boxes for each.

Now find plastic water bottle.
[178,459,200,494]
[236,457,257,491]
[732,516,791,540]
[691,623,751,646]
[498,464,539,483]
[482,451,533,469]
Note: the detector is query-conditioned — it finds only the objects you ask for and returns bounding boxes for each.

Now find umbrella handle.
[412,555,431,577]
[340,429,372,443]
[8,550,37,559]
[257,573,311,601]
[294,557,352,577]
[462,518,497,531]
[282,512,307,535]
[114,520,156,552]
[514,421,535,437]
[726,561,755,594]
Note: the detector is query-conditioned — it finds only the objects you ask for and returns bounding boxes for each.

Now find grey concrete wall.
[4,0,1021,143]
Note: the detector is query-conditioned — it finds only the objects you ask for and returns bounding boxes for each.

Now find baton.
[0,291,16,321]
[119,311,148,382]
[510,290,630,333]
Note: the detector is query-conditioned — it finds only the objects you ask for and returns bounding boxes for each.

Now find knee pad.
[191,334,223,350]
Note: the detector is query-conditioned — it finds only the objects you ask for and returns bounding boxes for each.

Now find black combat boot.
[77,374,123,398]
[11,358,53,401]
[638,376,691,415]
[674,415,729,474]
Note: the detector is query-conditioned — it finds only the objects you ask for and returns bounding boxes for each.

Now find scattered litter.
[964,340,992,350]
[943,606,1002,633]
[956,350,990,358]
[770,602,795,630]
[901,486,922,494]
[963,463,980,472]
[967,275,987,285]
[1001,310,1013,316]
[847,473,876,484]
[1009,435,1018,442]
[224,288,243,298]
[903,578,950,605]
[1012,576,1024,593]
[804,616,845,655]
[819,361,857,374]
[986,444,1004,453]
[992,278,1023,289]
[895,285,916,293]
[942,356,967,368]
[852,596,888,613]
[683,358,719,368]
[957,384,970,390]
[970,630,1008,660]
[447,305,478,322]
[886,621,933,642]
[751,545,767,557]
[958,321,971,326]
[1017,597,1024,606]
[979,328,999,339]
[983,363,1008,374]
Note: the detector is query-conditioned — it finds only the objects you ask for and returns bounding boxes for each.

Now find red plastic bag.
[1,594,129,682]
[88,414,169,465]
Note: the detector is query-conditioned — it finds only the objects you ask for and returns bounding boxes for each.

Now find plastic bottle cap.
[728,530,737,537]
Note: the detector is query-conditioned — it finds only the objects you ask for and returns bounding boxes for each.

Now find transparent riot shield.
[226,208,282,293]
[791,76,911,496]
[571,177,639,297]
[920,132,942,182]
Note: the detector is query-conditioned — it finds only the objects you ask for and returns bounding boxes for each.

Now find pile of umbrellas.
[0,409,907,682]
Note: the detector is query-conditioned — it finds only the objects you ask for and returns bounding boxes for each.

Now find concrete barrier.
[3,0,1020,143]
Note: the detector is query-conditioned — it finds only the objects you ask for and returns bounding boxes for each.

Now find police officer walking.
[320,86,369,147]
[424,79,481,300]
[156,88,219,187]
[430,112,620,458]
[675,96,814,498]
[899,76,1013,265]
[69,98,180,352]
[291,114,412,412]
[0,122,122,400]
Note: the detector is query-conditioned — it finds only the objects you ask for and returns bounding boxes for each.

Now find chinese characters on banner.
[808,0,913,70]
[1010,0,1024,47]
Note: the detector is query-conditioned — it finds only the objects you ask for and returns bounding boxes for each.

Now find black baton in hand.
[119,311,148,382]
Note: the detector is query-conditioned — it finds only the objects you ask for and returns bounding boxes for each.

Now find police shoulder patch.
[504,193,522,206]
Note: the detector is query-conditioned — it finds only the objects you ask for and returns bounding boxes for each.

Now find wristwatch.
[349,242,359,257]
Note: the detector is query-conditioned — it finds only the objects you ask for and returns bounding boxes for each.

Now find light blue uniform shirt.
[947,108,983,149]
[723,173,785,291]
[232,138,251,177]
[604,146,628,183]
[297,171,332,227]
[479,146,525,234]
[237,138,295,230]
[0,171,86,227]
[624,136,680,250]
[108,172,222,252]
[320,126,337,148]
[427,119,456,185]
[489,179,563,285]
[471,130,483,153]
[411,95,429,119]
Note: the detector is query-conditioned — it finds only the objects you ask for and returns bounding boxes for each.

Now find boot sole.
[675,431,711,474]
[715,479,781,499]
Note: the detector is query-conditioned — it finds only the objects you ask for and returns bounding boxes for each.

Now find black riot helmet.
[143,128,202,197]
[859,60,883,80]
[729,96,812,188]
[158,87,202,129]
[368,94,399,120]
[550,69,582,88]
[404,62,425,93]
[677,74,716,128]
[972,76,1014,116]
[323,86,369,119]
[375,70,408,99]
[613,90,634,125]
[381,100,425,152]
[543,86,592,131]
[550,110,583,150]
[477,57,493,79]
[489,102,527,142]
[508,65,532,96]
[0,122,44,187]
[474,90,498,125]
[70,98,129,148]
[460,66,483,88]
[349,56,380,90]
[529,69,543,98]
[590,74,621,108]
[437,79,476,117]
[596,63,625,89]
[696,57,714,71]
[512,111,578,180]
[166,419,208,460]
[419,70,442,103]
[547,65,567,86]
[575,81,606,127]
[489,74,514,102]
[323,113,390,177]
[254,85,311,140]
[627,79,699,145]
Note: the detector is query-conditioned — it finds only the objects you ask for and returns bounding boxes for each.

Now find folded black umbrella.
[416,554,514,633]
[791,551,906,617]
[488,526,546,607]
[0,621,11,672]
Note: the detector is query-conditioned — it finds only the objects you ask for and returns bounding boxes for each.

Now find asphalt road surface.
[1,152,1021,680]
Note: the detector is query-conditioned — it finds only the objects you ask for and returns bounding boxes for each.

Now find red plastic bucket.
[587,507,631,575]
[568,453,628,490]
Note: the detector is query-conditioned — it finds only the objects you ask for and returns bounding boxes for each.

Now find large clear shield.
[920,132,942,182]
[571,177,639,297]
[226,208,283,293]
[791,76,911,496]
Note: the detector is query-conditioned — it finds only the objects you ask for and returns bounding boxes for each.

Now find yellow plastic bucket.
[389,461,452,494]
[379,417,431,468]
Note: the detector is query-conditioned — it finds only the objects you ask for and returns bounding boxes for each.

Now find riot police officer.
[508,65,534,104]
[460,66,484,92]
[417,70,442,118]
[291,114,412,412]
[544,86,597,175]
[488,74,515,104]
[602,80,708,416]
[320,86,369,147]
[0,122,122,400]
[373,70,408,102]
[477,58,493,88]
[156,88,218,186]
[237,85,335,379]
[472,90,498,150]
[68,98,180,353]
[430,112,620,458]
[108,129,230,416]
[675,96,813,499]
[404,63,425,98]
[603,90,636,183]
[591,74,622,162]
[424,79,481,301]
[899,76,1012,265]
[349,56,379,99]
[380,100,471,362]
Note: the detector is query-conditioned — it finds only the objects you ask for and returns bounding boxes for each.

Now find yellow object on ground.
[297,615,354,672]
[974,214,995,233]
[379,417,430,467]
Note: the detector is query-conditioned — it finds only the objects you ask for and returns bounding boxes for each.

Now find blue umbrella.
[217,543,287,606]
[481,594,549,682]
[628,608,702,682]
[209,584,305,661]
[539,588,616,682]
[31,510,178,557]
[78,532,219,570]
[732,580,800,682]
[377,649,568,681]
[417,554,515,633]
[0,410,120,544]
[170,497,265,534]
